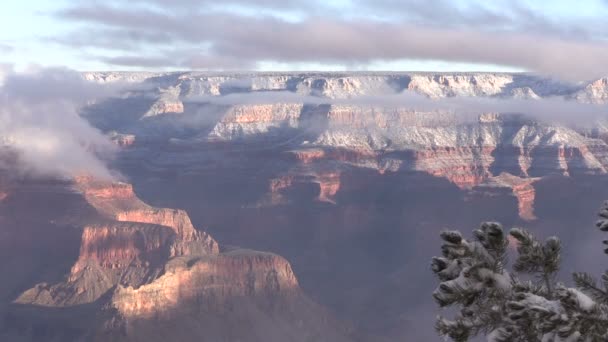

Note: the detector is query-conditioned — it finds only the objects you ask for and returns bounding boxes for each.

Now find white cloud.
[0,68,122,180]
[50,1,608,80]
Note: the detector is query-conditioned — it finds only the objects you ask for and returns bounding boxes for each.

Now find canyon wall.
[77,72,608,341]
[0,177,352,342]
[80,72,608,224]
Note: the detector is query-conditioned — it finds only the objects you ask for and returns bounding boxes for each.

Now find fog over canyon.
[1,71,608,341]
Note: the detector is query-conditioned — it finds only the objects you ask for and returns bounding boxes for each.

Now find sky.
[2,0,608,79]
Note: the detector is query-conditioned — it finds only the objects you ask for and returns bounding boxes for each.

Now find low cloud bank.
[55,1,608,80]
[187,90,608,127]
[0,67,123,180]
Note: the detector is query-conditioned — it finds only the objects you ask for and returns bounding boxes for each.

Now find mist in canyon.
[0,68,125,180]
[1,70,608,341]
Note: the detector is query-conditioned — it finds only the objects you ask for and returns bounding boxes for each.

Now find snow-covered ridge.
[82,71,601,101]
[80,72,608,157]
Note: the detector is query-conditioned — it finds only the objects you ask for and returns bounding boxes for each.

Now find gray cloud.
[99,55,179,68]
[185,54,256,70]
[187,90,608,127]
[95,52,255,71]
[53,29,174,50]
[51,2,608,80]
[355,0,512,27]
[0,43,13,54]
[65,0,606,38]
[354,0,602,39]
[0,64,13,84]
[0,67,122,180]
[87,0,310,8]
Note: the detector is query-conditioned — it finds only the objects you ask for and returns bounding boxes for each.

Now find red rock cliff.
[112,251,299,318]
[72,223,175,274]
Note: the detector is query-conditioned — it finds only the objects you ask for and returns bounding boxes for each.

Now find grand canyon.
[1,72,608,341]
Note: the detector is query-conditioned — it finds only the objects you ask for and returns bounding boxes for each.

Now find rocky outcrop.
[112,251,299,318]
[109,132,136,147]
[115,209,219,257]
[572,77,608,104]
[413,146,494,188]
[80,180,136,200]
[83,72,161,84]
[75,177,219,258]
[407,74,513,98]
[512,181,537,220]
[105,252,354,342]
[268,175,295,205]
[2,177,352,342]
[289,148,326,164]
[72,223,174,273]
[470,173,539,220]
[209,104,304,140]
[508,86,540,99]
[315,172,341,203]
[143,99,184,118]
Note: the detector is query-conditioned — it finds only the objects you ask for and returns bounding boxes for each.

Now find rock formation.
[469,173,539,220]
[0,176,353,342]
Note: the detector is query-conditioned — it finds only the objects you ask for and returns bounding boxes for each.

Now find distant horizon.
[75,70,602,84]
[3,1,608,80]
[80,70,532,74]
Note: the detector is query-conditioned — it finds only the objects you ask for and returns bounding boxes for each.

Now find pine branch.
[431,201,608,341]
[510,229,560,297]
[602,271,608,293]
[573,272,608,304]
[474,222,508,273]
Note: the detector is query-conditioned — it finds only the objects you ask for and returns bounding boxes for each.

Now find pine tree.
[431,202,608,341]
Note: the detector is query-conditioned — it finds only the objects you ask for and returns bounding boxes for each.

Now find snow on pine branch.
[431,203,608,341]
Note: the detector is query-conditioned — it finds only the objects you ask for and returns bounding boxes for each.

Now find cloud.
[99,55,179,68]
[0,67,122,180]
[0,43,13,54]
[70,0,318,12]
[354,0,601,39]
[0,64,13,85]
[183,89,608,132]
[52,2,608,80]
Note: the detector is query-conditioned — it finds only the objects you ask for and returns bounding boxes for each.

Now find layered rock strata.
[1,177,351,342]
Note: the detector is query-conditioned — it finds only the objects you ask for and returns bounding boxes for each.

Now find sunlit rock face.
[209,104,305,140]
[572,77,608,104]
[407,74,514,98]
[468,173,539,220]
[142,87,185,118]
[112,251,299,318]
[0,174,352,342]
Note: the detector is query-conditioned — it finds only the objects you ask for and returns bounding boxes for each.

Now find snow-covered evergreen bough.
[431,202,608,341]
